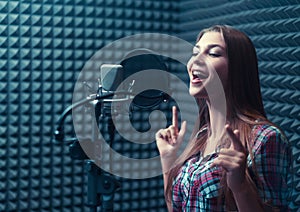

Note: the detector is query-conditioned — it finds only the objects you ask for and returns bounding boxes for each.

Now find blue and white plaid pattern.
[172,124,292,211]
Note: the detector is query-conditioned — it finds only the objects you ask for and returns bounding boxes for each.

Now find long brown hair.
[165,25,269,210]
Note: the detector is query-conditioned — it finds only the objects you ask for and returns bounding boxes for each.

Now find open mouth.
[191,71,208,83]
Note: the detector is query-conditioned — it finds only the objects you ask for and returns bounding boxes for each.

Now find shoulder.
[252,123,288,144]
[250,124,293,210]
[251,123,290,154]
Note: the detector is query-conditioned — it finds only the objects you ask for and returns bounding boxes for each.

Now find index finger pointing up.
[172,106,178,130]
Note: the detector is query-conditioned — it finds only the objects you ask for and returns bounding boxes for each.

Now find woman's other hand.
[156,106,187,172]
[212,124,248,193]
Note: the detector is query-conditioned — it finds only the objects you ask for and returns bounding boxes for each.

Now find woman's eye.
[208,52,221,57]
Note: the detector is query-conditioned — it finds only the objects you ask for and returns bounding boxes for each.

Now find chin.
[189,88,208,98]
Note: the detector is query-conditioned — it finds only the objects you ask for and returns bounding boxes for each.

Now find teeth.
[193,71,202,76]
[192,71,207,78]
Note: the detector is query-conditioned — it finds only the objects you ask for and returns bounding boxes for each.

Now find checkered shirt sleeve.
[172,124,292,211]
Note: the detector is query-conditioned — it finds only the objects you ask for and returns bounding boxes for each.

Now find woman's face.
[187,31,228,99]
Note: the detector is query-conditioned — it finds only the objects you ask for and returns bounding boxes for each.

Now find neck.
[206,98,227,143]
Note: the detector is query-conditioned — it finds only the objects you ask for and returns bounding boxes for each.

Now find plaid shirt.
[172,124,292,211]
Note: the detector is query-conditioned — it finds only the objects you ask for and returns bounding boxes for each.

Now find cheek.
[186,57,193,71]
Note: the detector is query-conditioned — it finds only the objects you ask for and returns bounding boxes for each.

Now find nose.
[188,52,206,70]
[195,51,207,64]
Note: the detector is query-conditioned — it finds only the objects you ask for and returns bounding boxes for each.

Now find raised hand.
[155,106,187,172]
[212,124,248,193]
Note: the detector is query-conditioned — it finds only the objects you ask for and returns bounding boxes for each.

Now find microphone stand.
[53,91,132,212]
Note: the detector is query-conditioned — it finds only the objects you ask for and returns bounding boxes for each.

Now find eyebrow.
[194,44,226,50]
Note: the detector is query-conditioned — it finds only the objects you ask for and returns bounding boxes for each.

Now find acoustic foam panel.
[0,0,178,211]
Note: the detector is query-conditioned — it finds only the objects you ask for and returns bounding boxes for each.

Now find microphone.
[54,48,170,144]
[100,64,124,92]
[99,48,170,109]
[99,64,134,119]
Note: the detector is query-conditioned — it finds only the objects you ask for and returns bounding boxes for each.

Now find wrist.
[231,178,251,195]
[160,154,177,173]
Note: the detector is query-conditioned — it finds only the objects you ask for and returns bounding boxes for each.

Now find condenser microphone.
[100,64,124,92]
[99,64,132,119]
[99,48,170,108]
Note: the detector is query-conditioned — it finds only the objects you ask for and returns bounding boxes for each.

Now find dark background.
[1,0,299,211]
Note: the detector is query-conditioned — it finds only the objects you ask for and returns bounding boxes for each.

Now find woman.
[156,25,292,211]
